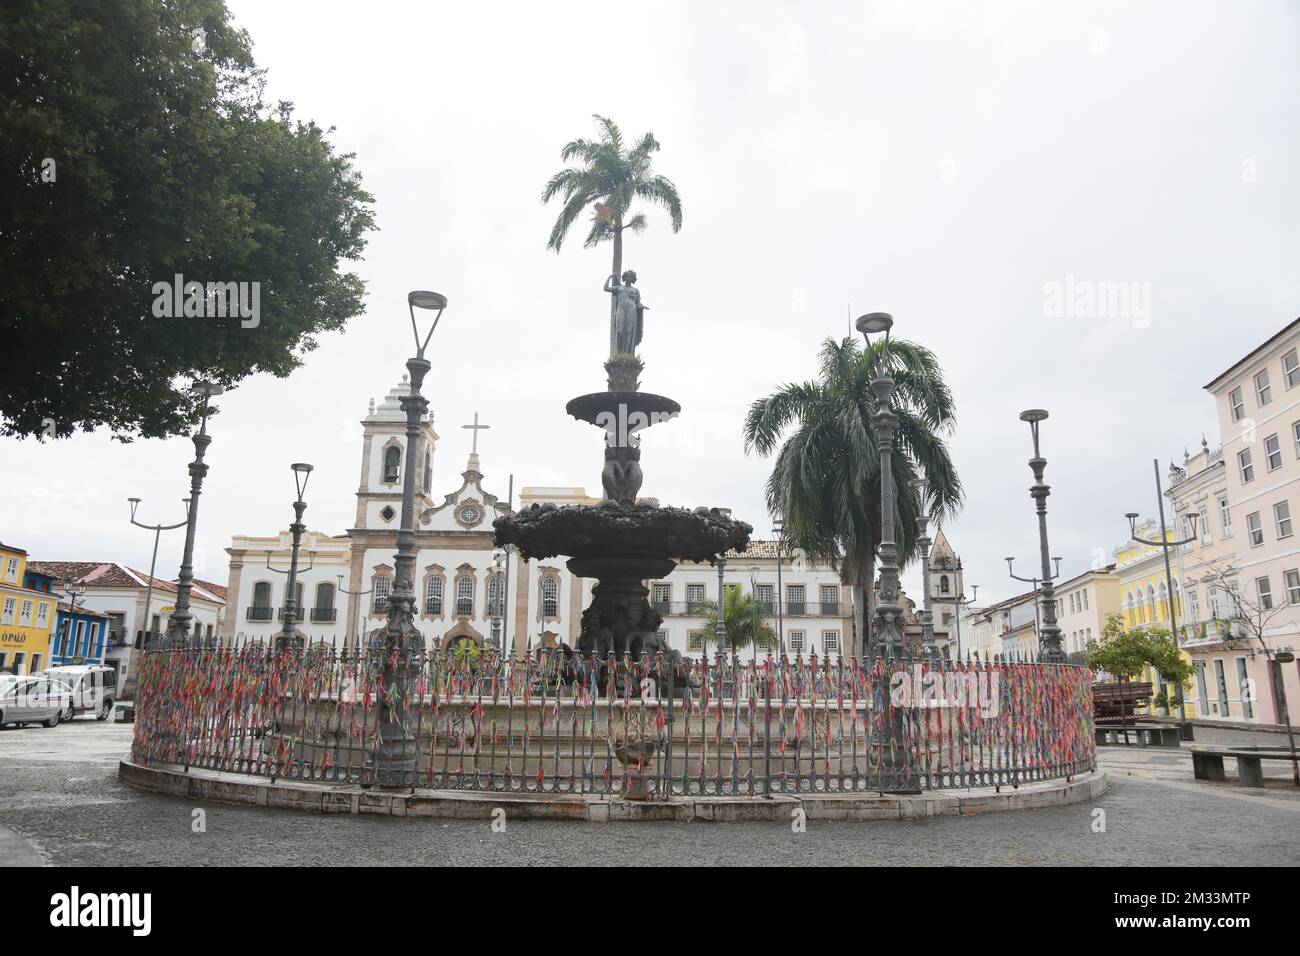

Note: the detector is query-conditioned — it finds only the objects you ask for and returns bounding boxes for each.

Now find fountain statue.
[495,269,751,678]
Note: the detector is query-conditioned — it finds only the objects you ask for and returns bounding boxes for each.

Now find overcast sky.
[3,0,1299,605]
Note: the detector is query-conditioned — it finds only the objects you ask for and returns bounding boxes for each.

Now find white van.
[42,664,115,720]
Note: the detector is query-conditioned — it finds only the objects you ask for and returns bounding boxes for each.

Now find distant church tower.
[354,374,440,531]
[927,529,963,649]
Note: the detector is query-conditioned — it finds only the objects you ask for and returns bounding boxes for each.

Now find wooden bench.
[1094,722,1182,747]
[1187,745,1297,786]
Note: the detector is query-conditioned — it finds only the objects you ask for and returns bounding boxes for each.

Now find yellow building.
[0,541,57,675]
[1113,520,1197,716]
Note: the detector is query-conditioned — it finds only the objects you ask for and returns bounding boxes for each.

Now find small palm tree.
[744,335,962,653]
[695,587,778,657]
[541,115,682,355]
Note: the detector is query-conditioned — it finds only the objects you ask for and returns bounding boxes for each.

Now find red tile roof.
[25,561,225,604]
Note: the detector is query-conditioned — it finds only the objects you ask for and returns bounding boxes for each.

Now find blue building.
[23,567,112,667]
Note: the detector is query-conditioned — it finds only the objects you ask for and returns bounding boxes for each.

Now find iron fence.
[130,638,1095,797]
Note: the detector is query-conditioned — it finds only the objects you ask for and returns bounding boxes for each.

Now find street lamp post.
[1017,409,1065,664]
[266,463,315,652]
[162,382,223,649]
[856,311,920,793]
[773,516,786,657]
[491,549,507,654]
[954,578,978,661]
[1006,557,1060,661]
[748,564,761,664]
[914,478,936,658]
[1126,456,1199,741]
[856,313,904,657]
[128,497,189,650]
[714,556,728,661]
[372,290,446,788]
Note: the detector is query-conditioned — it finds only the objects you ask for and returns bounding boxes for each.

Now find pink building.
[1206,317,1300,725]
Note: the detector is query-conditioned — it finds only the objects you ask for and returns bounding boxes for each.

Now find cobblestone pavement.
[1,720,1297,866]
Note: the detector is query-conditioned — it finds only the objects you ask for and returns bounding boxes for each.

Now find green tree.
[0,0,376,440]
[541,114,682,356]
[695,587,778,656]
[743,335,962,653]
[1087,613,1192,686]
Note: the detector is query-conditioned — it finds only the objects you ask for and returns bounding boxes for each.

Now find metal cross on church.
[462,412,490,453]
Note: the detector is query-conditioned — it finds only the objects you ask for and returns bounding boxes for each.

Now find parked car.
[43,664,116,720]
[0,676,74,728]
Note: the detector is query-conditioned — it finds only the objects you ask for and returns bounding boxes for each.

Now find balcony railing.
[246,606,273,622]
[309,608,337,623]
[655,601,847,617]
[1177,618,1240,648]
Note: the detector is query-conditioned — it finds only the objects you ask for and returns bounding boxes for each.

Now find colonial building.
[1167,441,1251,720]
[24,561,225,695]
[1053,564,1121,661]
[1204,317,1300,724]
[223,378,864,659]
[0,541,55,675]
[967,589,1039,661]
[22,563,114,668]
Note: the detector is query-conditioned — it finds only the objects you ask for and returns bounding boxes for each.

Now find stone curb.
[118,760,1106,822]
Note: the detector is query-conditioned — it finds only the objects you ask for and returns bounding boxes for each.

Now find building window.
[1256,576,1273,610]
[1256,369,1272,406]
[1187,586,1200,622]
[252,581,272,609]
[687,630,706,652]
[939,575,950,594]
[487,574,504,617]
[372,574,392,614]
[455,576,474,616]
[19,600,32,626]
[819,585,839,613]
[1294,421,1300,459]
[35,602,48,628]
[789,630,806,653]
[822,630,841,654]
[1285,350,1300,389]
[686,583,706,612]
[312,582,336,622]
[540,577,559,617]
[423,450,432,494]
[425,576,444,615]
[1229,387,1245,421]
[786,585,806,613]
[1247,511,1263,546]
[1265,434,1282,471]
[1239,449,1254,483]
[651,583,671,611]
[1286,570,1300,605]
[1198,505,1211,545]
[1276,501,1293,538]
[1219,495,1232,537]
[383,445,401,484]
[754,583,775,613]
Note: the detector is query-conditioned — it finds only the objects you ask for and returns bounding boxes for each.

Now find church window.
[939,575,950,594]
[383,446,401,484]
[380,505,396,522]
[425,577,444,615]
[372,574,392,614]
[541,577,559,617]
[423,450,432,493]
[455,576,474,616]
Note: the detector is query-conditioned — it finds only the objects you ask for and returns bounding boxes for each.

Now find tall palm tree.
[695,587,778,657]
[541,115,682,356]
[743,336,962,654]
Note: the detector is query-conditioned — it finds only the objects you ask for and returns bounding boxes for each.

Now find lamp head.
[193,381,224,399]
[128,497,141,520]
[855,312,894,336]
[1019,409,1049,424]
[408,290,448,358]
[291,462,313,500]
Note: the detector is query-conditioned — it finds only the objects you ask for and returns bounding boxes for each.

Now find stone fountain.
[494,269,751,672]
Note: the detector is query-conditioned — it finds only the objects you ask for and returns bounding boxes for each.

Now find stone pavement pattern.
[1,721,1297,866]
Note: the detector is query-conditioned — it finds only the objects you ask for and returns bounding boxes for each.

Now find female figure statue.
[604,270,647,357]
